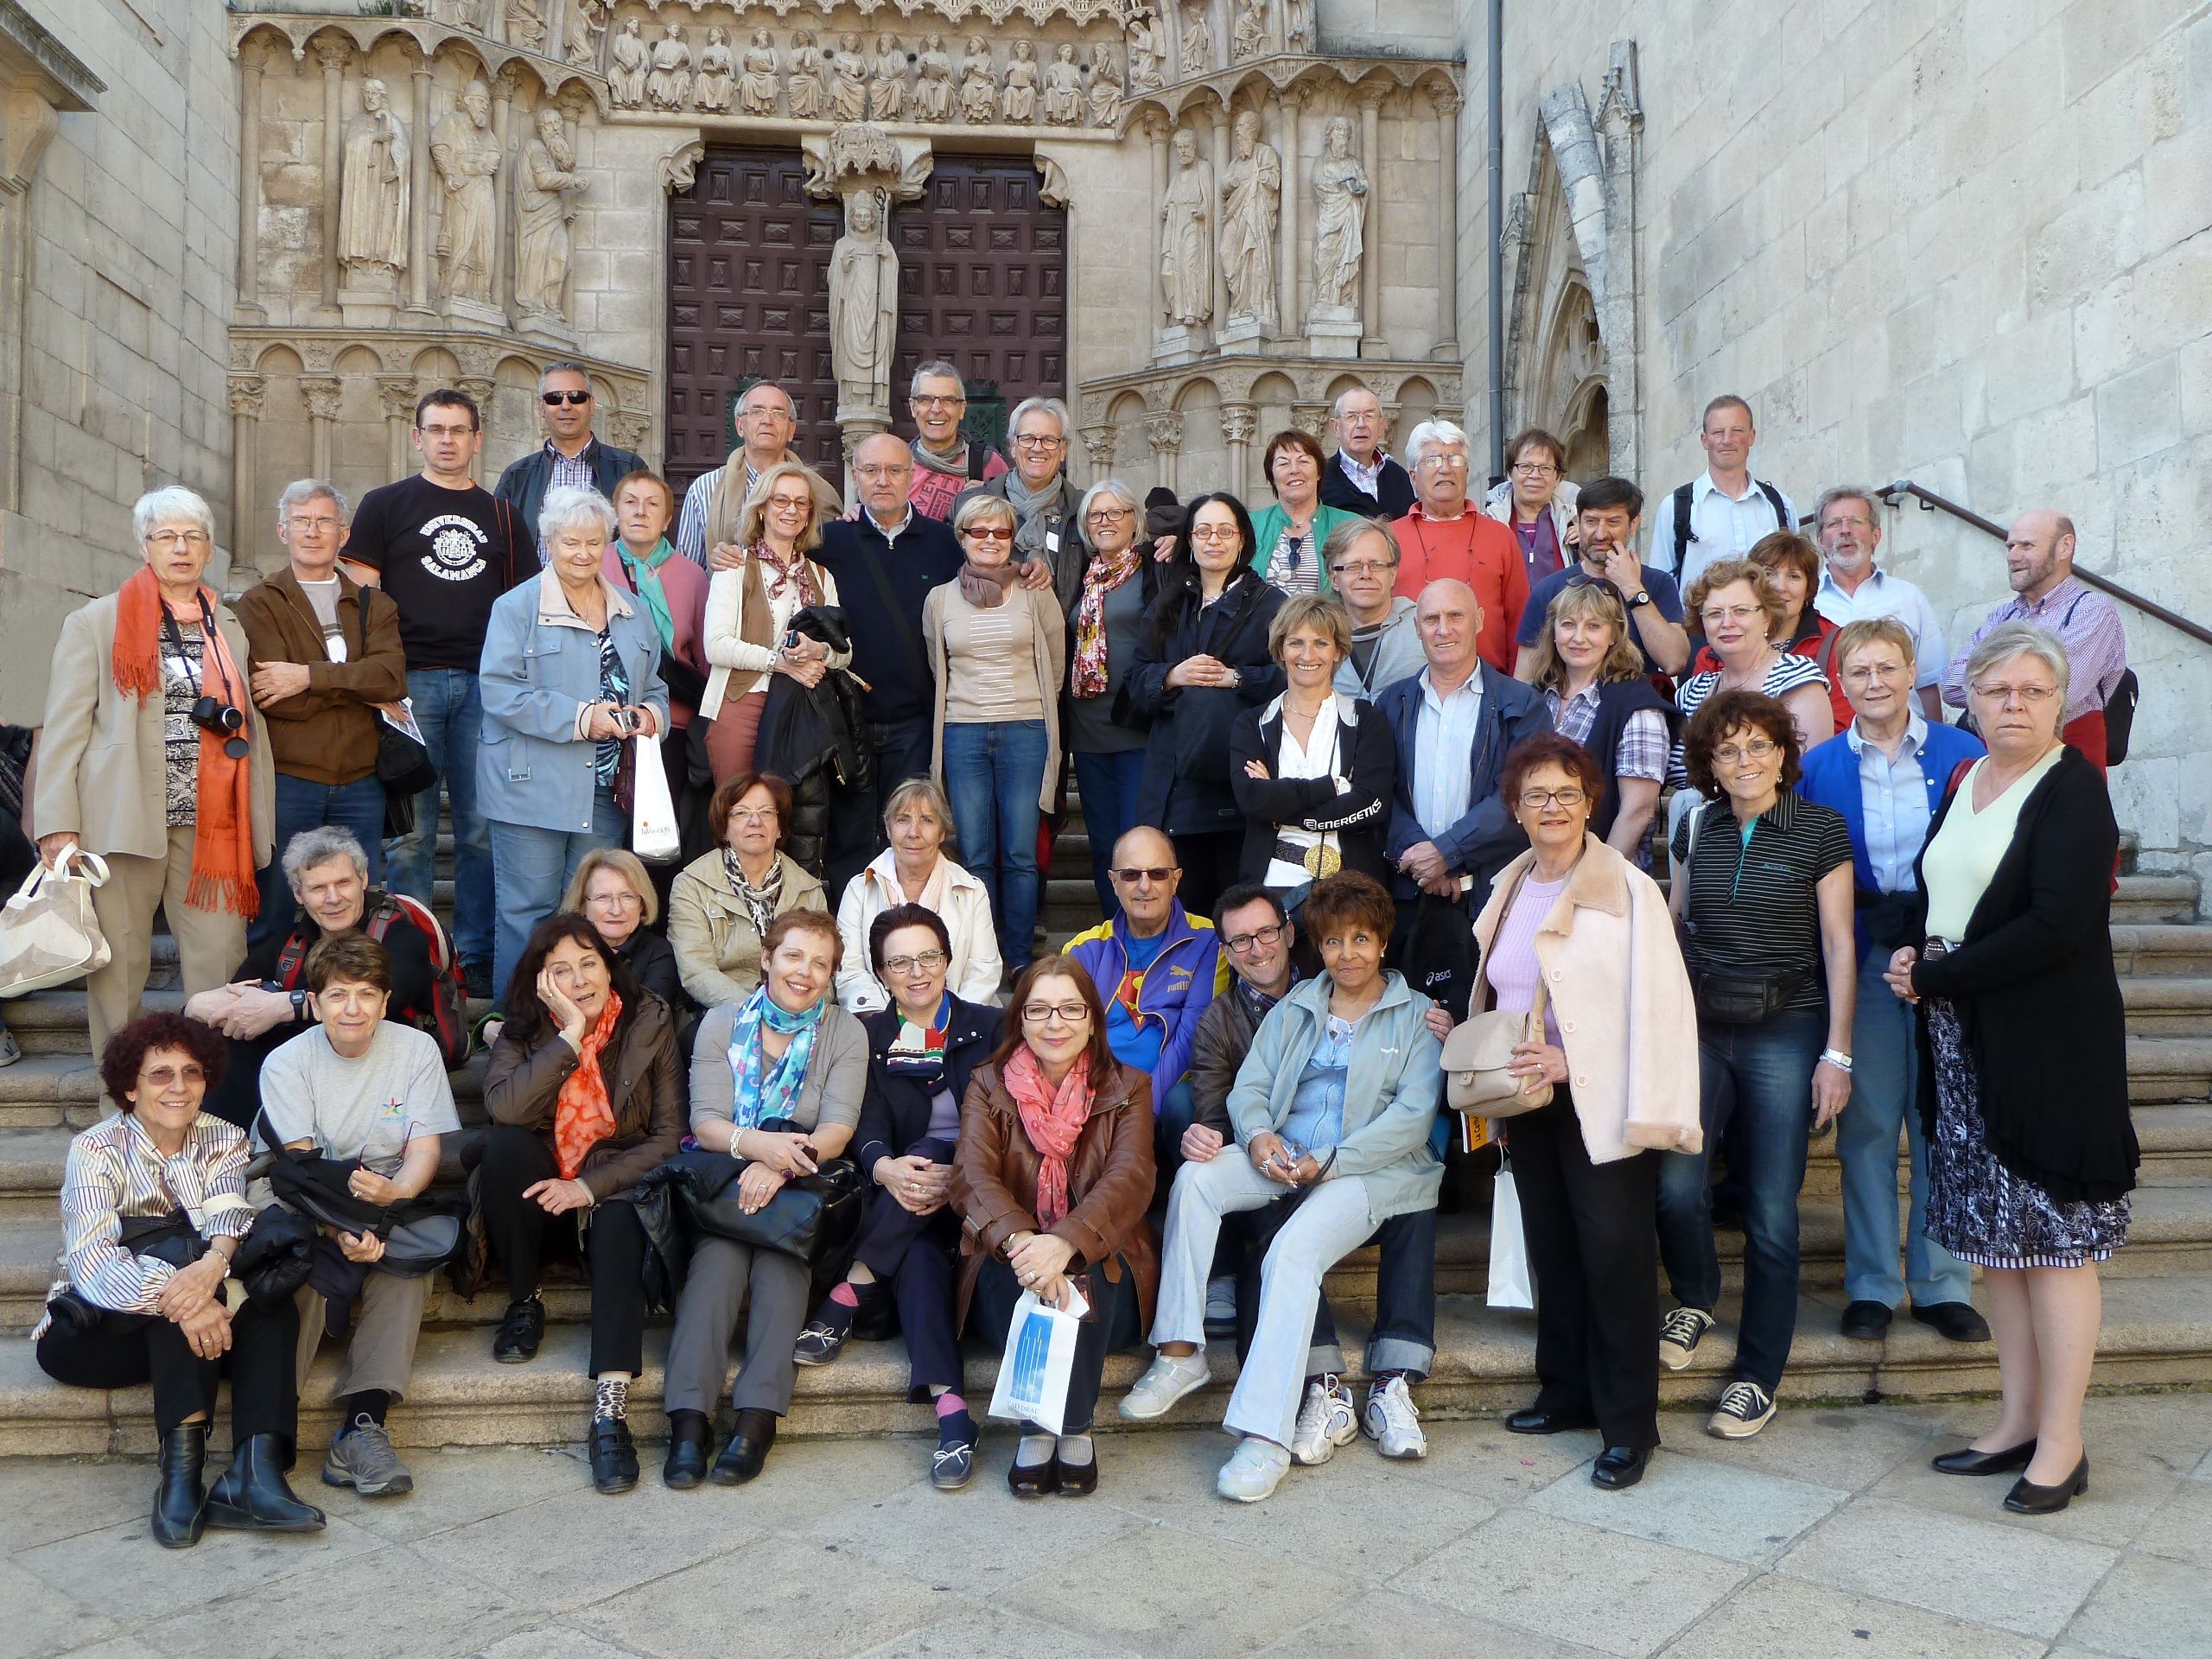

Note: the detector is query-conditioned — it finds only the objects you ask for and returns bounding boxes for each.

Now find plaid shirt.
[1942,575,2127,726]
[1548,681,1669,781]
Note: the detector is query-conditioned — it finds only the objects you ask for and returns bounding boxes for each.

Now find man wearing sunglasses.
[493,364,643,563]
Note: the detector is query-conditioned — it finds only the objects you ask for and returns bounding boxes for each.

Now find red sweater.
[1389,506,1529,673]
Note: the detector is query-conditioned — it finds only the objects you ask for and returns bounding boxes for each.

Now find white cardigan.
[834,849,1005,1014]
[699,553,849,718]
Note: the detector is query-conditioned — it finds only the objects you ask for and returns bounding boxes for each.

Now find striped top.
[36,1110,255,1338]
[1669,789,1853,1016]
[1669,652,1828,785]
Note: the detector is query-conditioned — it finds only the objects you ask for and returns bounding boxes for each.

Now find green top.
[1247,501,1366,596]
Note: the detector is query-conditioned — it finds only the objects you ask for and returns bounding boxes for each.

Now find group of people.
[24,366,2139,1542]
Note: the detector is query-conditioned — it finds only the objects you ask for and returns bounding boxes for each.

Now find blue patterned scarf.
[728,983,826,1132]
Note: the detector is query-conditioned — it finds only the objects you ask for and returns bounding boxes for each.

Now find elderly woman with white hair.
[1066,478,1160,916]
[479,485,669,996]
[1388,417,1529,674]
[35,486,276,1065]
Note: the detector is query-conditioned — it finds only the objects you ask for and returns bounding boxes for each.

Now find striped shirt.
[1670,789,1853,1016]
[1940,575,2127,726]
[37,1111,254,1338]
[534,442,596,565]
[1669,653,1829,786]
[675,461,763,569]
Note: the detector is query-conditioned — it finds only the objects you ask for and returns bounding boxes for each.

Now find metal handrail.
[1880,480,2212,651]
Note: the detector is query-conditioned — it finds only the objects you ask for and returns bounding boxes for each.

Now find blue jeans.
[941,719,1046,971]
[486,787,626,996]
[1838,953,1970,1309]
[1656,1008,1823,1394]
[384,668,493,967]
[251,772,387,955]
[1071,747,1147,920]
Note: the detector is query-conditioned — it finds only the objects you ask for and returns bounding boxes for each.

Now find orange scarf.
[552,991,624,1179]
[1003,1046,1091,1229]
[112,567,257,918]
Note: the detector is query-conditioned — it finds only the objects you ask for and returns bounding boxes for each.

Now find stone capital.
[377,375,420,419]
[311,36,353,75]
[301,375,344,422]
[456,375,497,410]
[1220,400,1257,445]
[659,137,705,194]
[228,374,268,421]
[1290,401,1328,438]
[1079,423,1118,474]
[802,123,933,203]
[1144,410,1184,454]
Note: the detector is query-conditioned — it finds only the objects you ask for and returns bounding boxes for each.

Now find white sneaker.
[1707,1380,1777,1440]
[1117,1351,1211,1421]
[1217,1437,1292,1503]
[1204,1275,1236,1335]
[1289,1376,1359,1466]
[1363,1376,1428,1459]
[1659,1306,1716,1371]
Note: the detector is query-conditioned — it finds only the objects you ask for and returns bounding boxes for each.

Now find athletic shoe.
[1707,1380,1777,1440]
[1217,1437,1291,1503]
[1204,1275,1236,1336]
[1117,1350,1210,1420]
[1289,1376,1359,1466]
[321,1420,413,1497]
[1658,1306,1715,1371]
[1363,1376,1427,1459]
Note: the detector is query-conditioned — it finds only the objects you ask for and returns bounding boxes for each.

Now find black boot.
[152,1423,208,1548]
[206,1434,327,1533]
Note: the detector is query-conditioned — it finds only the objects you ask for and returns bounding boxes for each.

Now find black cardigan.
[1909,745,2137,1205]
[1319,452,1417,519]
[1128,571,1287,836]
[1226,696,1396,885]
[852,995,1003,1176]
[1568,677,1679,845]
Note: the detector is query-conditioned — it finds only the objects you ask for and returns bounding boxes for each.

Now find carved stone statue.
[1284,0,1314,53]
[339,78,410,282]
[788,31,825,119]
[829,189,899,417]
[1160,127,1213,327]
[868,34,906,121]
[435,0,486,28]
[607,16,648,107]
[1001,40,1039,124]
[1219,108,1281,329]
[516,105,584,321]
[1088,45,1123,126]
[914,35,956,123]
[505,0,545,53]
[958,38,997,124]
[1128,8,1166,91]
[738,29,779,117]
[830,34,868,124]
[1179,2,1214,78]
[566,0,609,68]
[1310,113,1369,315]
[648,21,694,111]
[1041,42,1084,125]
[432,79,501,304]
[691,25,735,112]
[1230,0,1267,63]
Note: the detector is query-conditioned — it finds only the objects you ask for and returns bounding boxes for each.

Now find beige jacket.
[666,848,829,1008]
[923,579,1066,811]
[1471,834,1701,1164]
[833,849,1005,1014]
[33,589,275,866]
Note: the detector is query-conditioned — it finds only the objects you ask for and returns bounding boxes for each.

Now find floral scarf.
[753,539,821,610]
[553,991,624,1179]
[728,982,826,1132]
[721,848,785,941]
[883,992,953,1085]
[1002,1046,1091,1229]
[1072,543,1142,698]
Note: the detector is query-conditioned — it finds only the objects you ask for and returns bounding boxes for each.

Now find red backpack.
[275,890,471,1067]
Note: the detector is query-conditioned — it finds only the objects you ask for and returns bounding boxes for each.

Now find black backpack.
[1669,479,1792,578]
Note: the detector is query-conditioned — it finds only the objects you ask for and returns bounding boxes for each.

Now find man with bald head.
[673,380,841,568]
[1319,385,1417,519]
[1940,509,2129,764]
[1065,825,1229,1173]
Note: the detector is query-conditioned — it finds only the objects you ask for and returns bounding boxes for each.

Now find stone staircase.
[3,812,2209,1457]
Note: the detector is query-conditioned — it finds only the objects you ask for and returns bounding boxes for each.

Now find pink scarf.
[1002,1046,1091,1229]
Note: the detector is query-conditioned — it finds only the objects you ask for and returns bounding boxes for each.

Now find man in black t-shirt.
[340,388,528,996]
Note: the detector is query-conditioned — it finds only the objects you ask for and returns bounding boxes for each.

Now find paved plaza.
[6,1392,2209,1659]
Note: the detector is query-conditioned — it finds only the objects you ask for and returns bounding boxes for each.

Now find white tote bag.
[1486,1156,1535,1310]
[629,732,681,864]
[0,845,113,997]
[987,1281,1090,1435]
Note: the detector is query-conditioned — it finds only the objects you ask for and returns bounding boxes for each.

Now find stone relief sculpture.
[958,39,998,123]
[1127,7,1166,91]
[432,79,501,304]
[695,26,736,113]
[1160,127,1213,327]
[516,105,585,321]
[1284,0,1314,53]
[648,21,694,111]
[739,29,779,117]
[435,0,487,28]
[1180,3,1214,78]
[1088,45,1123,126]
[607,16,648,107]
[505,0,546,54]
[869,34,907,122]
[1230,0,1267,63]
[1042,43,1084,125]
[915,35,956,123]
[830,188,899,417]
[339,78,410,283]
[788,31,825,119]
[1219,109,1281,330]
[566,0,609,69]
[1310,113,1368,315]
[1001,40,1039,124]
[830,34,868,123]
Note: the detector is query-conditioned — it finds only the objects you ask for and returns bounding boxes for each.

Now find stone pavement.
[6,1393,2210,1659]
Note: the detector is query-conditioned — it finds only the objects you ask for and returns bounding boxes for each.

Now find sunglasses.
[541,390,592,406]
[964,525,1015,542]
[1110,866,1175,885]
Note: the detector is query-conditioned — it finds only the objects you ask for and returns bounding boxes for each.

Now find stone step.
[2111,874,2202,925]
[2121,976,2212,1038]
[2110,925,2212,976]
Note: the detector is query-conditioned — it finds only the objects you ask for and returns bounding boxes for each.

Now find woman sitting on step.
[831,778,1003,1015]
[480,912,684,1496]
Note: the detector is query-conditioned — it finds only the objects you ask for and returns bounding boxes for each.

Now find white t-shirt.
[257,1022,460,1164]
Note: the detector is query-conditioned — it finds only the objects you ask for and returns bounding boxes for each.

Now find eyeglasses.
[728,806,779,824]
[963,524,1015,542]
[1712,739,1780,765]
[1110,866,1176,886]
[285,513,341,532]
[1021,1001,1090,1025]
[1841,663,1910,685]
[139,1064,207,1089]
[418,423,478,439]
[911,394,966,410]
[1085,507,1135,525]
[541,390,592,406]
[588,890,645,912]
[1821,513,1875,531]
[1700,604,1766,626]
[1013,433,1066,450]
[1971,681,2059,706]
[1516,787,1587,810]
[739,402,794,422]
[1510,462,1559,478]
[1417,452,1470,468]
[1329,559,1395,578]
[146,529,211,550]
[853,464,909,481]
[766,495,814,514]
[1190,526,1242,544]
[882,950,949,976]
[1224,922,1284,955]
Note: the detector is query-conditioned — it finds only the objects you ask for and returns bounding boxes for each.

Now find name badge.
[1046,531,1060,555]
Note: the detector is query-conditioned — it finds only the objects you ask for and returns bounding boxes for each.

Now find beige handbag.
[1440,866,1554,1121]
[0,844,112,997]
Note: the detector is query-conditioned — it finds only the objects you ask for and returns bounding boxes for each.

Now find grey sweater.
[689,999,869,1140]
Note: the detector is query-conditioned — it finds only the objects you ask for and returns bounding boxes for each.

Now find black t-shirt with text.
[347,474,529,671]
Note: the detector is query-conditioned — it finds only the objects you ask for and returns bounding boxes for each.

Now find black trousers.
[1233,1192,1437,1378]
[851,1135,963,1400]
[37,1294,301,1449]
[478,1122,650,1377]
[1509,1090,1662,1449]
[971,1253,1142,1435]
[1171,831,1244,930]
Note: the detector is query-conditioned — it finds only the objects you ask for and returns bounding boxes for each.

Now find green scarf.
[620,537,677,655]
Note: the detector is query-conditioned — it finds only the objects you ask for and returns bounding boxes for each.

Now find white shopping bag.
[987,1281,1090,1435]
[0,845,112,997]
[1486,1158,1535,1310]
[629,732,681,864]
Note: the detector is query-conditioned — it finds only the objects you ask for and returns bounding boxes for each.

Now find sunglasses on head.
[541,390,592,406]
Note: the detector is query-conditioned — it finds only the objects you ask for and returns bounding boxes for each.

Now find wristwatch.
[1628,589,1653,610]
[290,988,309,1023]
[1227,667,1243,690]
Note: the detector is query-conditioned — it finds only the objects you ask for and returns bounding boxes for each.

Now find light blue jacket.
[478,569,669,835]
[1225,969,1444,1220]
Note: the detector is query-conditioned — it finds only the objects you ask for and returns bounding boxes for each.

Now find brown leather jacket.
[482,992,685,1201]
[950,1057,1159,1332]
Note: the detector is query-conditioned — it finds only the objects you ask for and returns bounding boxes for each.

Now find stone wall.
[1456,0,2212,883]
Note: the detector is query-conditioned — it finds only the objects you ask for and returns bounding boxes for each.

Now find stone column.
[302,375,344,482]
[1221,400,1256,497]
[403,48,436,321]
[1208,100,1230,335]
[1358,85,1384,356]
[1146,112,1169,341]
[228,375,266,573]
[1080,423,1118,481]
[236,39,270,322]
[1430,83,1460,359]
[492,67,523,324]
[313,38,352,326]
[1145,410,1183,495]
[1275,91,1300,339]
[458,375,497,483]
[378,374,419,480]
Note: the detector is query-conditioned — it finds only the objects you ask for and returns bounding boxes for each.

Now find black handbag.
[264,1145,465,1277]
[638,1145,865,1270]
[42,1206,314,1331]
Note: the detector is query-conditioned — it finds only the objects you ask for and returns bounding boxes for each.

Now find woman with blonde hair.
[562,846,686,1015]
[834,778,1002,1014]
[1520,581,1674,859]
[700,460,848,782]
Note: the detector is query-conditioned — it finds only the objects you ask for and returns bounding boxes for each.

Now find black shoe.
[1591,1446,1650,1490]
[589,1418,639,1495]
[1840,1300,1893,1341]
[493,1296,544,1363]
[710,1410,777,1485]
[1007,1452,1059,1497]
[1057,1451,1098,1497]
[152,1423,208,1548]
[1931,1439,2037,1477]
[2005,1455,2088,1514]
[1506,1406,1597,1436]
[1910,1301,1993,1343]
[205,1434,326,1533]
[464,960,495,1001]
[663,1422,711,1490]
[792,1302,855,1367]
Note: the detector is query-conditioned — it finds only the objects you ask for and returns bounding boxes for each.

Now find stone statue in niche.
[1127,7,1166,91]
[739,29,779,117]
[339,77,410,283]
[1219,108,1281,330]
[914,35,956,122]
[1310,113,1368,315]
[695,26,737,113]
[1042,43,1084,125]
[1284,0,1314,53]
[1160,127,1214,327]
[567,0,609,69]
[1230,0,1267,63]
[1179,2,1214,77]
[648,21,694,111]
[432,79,501,303]
[435,0,486,28]
[505,0,546,53]
[830,188,899,418]
[1001,40,1039,123]
[516,105,584,321]
[607,16,648,107]
[830,33,868,123]
[1088,45,1123,125]
[958,39,997,124]
[788,31,825,119]
[869,33,906,121]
